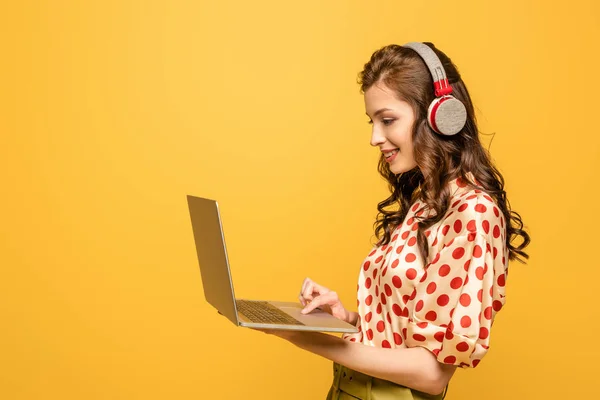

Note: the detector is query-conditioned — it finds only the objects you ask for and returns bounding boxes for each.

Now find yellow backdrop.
[1,1,598,399]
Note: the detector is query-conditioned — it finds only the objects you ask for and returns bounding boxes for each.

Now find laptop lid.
[187,195,239,325]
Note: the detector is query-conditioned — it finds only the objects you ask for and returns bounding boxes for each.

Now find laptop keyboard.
[236,300,305,326]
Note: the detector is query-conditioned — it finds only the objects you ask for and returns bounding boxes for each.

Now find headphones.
[402,42,467,136]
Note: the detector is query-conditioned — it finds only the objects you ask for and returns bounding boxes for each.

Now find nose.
[370,125,385,147]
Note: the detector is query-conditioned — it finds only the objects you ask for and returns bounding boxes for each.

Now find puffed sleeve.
[404,226,507,368]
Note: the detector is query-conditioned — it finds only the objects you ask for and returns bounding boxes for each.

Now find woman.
[256,42,530,399]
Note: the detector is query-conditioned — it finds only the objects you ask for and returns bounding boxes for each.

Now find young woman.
[256,42,530,399]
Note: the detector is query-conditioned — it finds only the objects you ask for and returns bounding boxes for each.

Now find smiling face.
[364,82,418,175]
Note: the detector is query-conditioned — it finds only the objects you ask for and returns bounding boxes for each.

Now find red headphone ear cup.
[427,96,467,136]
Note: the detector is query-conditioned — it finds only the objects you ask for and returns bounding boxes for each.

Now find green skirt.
[326,363,447,400]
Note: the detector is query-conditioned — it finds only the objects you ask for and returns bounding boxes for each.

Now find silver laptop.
[187,195,358,333]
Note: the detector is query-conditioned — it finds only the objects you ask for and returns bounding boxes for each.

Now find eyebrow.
[366,108,393,118]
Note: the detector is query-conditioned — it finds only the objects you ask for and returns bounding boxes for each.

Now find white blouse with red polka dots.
[342,174,509,368]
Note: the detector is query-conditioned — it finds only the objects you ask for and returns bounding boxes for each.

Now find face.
[364,82,418,174]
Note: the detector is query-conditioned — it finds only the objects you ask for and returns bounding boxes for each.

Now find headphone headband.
[403,42,453,97]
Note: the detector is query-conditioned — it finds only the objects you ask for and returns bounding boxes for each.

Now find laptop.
[187,195,359,333]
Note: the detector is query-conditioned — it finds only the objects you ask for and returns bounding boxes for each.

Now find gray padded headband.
[403,42,449,92]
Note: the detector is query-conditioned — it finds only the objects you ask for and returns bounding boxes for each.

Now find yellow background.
[1,1,598,399]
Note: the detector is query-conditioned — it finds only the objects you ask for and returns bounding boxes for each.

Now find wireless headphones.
[402,42,467,136]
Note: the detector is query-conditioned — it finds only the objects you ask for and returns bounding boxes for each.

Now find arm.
[280,330,456,395]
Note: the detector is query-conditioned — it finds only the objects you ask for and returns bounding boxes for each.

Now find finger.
[302,282,315,301]
[301,292,333,314]
[298,295,306,307]
[301,277,312,295]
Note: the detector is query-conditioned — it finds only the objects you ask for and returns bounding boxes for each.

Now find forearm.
[287,331,453,395]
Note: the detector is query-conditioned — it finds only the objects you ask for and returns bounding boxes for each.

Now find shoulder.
[438,187,505,244]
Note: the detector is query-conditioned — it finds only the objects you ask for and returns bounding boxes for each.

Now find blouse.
[342,174,509,368]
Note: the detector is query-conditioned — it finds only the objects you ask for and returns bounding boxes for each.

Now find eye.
[382,118,396,126]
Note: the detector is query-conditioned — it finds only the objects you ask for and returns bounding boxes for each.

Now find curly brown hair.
[360,43,530,264]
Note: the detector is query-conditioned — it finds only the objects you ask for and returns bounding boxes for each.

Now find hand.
[298,277,350,323]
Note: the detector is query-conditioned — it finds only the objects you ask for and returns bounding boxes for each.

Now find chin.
[389,163,416,175]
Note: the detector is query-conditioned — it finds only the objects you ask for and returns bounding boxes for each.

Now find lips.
[382,148,399,160]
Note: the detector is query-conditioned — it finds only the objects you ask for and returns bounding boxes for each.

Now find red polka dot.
[366,329,374,340]
[372,268,378,279]
[479,327,489,339]
[498,274,506,287]
[493,225,500,238]
[475,267,485,280]
[392,276,402,288]
[412,223,419,231]
[382,266,388,277]
[395,245,404,254]
[375,286,379,297]
[493,300,503,312]
[412,203,420,212]
[484,307,492,320]
[401,231,410,240]
[392,304,401,316]
[449,308,455,319]
[464,259,471,271]
[377,321,385,332]
[405,253,416,263]
[406,268,417,279]
[426,311,437,321]
[484,195,493,202]
[477,289,483,302]
[431,253,440,264]
[382,340,391,348]
[401,307,409,317]
[452,200,461,208]
[442,225,450,236]
[460,293,471,307]
[437,294,450,307]
[384,284,392,296]
[365,278,372,289]
[452,247,465,259]
[394,332,403,345]
[466,195,477,200]
[482,220,490,233]
[392,233,398,241]
[365,312,372,322]
[365,295,373,306]
[426,282,437,294]
[380,292,387,305]
[444,356,457,364]
[445,330,454,340]
[473,359,480,367]
[407,217,414,225]
[461,316,472,328]
[417,321,428,329]
[434,331,445,342]
[391,260,399,269]
[458,203,468,212]
[408,237,417,246]
[409,289,417,300]
[402,294,410,304]
[473,245,483,258]
[381,244,388,251]
[375,255,383,263]
[454,220,463,234]
[402,328,407,338]
[369,249,377,256]
[456,342,469,352]
[413,334,426,342]
[439,264,451,277]
[386,246,393,254]
[432,237,438,246]
[475,204,487,213]
[419,271,428,283]
[466,220,476,232]
[376,303,382,314]
[456,177,467,187]
[468,232,476,242]
[450,277,463,289]
[363,261,371,271]
[493,207,499,217]
[416,300,424,312]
